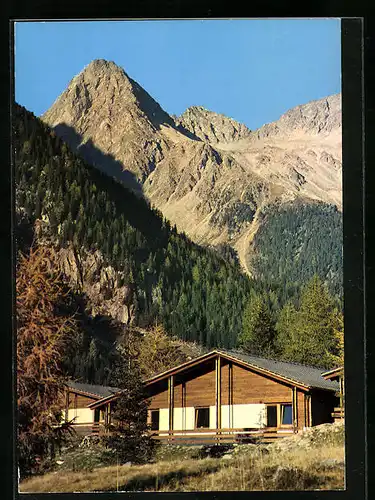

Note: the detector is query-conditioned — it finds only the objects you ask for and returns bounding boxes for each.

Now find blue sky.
[15,19,341,130]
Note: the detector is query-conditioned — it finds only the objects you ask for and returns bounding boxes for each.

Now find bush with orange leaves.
[16,244,76,478]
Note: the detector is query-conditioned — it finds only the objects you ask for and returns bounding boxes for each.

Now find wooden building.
[62,381,119,435]
[88,350,340,443]
[322,366,344,422]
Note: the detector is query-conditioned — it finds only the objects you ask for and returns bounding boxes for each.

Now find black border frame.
[3,15,366,500]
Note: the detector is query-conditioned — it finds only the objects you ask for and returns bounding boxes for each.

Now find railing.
[85,423,298,443]
[332,407,344,420]
[149,427,296,445]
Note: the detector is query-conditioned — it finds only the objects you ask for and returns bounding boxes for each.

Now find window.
[266,405,277,427]
[266,403,293,427]
[94,408,100,423]
[195,407,210,428]
[281,404,293,425]
[150,410,160,431]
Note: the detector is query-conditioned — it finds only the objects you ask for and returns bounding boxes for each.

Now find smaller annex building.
[86,350,340,443]
[322,366,344,422]
[62,381,119,435]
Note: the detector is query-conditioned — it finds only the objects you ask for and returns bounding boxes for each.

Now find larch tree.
[328,308,344,367]
[136,324,189,379]
[17,244,76,477]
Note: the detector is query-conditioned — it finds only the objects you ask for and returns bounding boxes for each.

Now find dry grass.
[20,444,344,493]
[159,445,345,492]
[19,458,221,493]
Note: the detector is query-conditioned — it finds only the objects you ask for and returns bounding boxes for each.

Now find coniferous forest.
[252,202,343,307]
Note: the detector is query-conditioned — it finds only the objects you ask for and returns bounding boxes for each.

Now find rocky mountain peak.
[45,58,174,130]
[175,106,252,144]
[42,59,179,183]
[82,58,128,76]
[252,93,341,141]
[74,59,131,83]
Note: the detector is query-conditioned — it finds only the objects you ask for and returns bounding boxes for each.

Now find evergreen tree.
[103,339,155,464]
[239,293,276,356]
[275,301,298,358]
[275,275,341,368]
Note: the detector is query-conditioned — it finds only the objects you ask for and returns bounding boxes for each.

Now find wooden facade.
[88,350,340,443]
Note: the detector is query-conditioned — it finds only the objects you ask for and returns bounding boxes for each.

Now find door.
[94,408,100,423]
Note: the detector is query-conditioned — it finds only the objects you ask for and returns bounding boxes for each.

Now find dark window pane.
[151,410,159,430]
[267,406,277,427]
[196,408,210,428]
[282,404,293,425]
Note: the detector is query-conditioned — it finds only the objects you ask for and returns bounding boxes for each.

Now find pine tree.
[275,301,298,358]
[239,293,276,356]
[103,332,155,464]
[276,275,341,368]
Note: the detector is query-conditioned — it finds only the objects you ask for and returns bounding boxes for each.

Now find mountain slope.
[15,103,252,349]
[42,59,342,274]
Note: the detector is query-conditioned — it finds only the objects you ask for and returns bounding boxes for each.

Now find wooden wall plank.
[297,390,306,429]
[231,364,291,404]
[148,359,298,411]
[67,392,98,409]
[185,369,216,407]
[149,387,168,409]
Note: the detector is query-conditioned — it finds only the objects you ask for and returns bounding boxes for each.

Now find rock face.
[42,59,342,273]
[58,244,135,325]
[174,106,252,143]
[35,217,136,324]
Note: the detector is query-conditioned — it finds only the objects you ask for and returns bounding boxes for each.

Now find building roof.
[218,350,339,391]
[141,349,339,392]
[67,381,120,399]
[87,349,339,409]
[321,366,344,380]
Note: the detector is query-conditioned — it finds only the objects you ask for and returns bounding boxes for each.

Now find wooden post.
[308,394,312,427]
[168,375,174,439]
[293,387,298,432]
[182,381,186,431]
[65,390,69,422]
[340,376,344,418]
[215,356,221,443]
[229,362,233,429]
